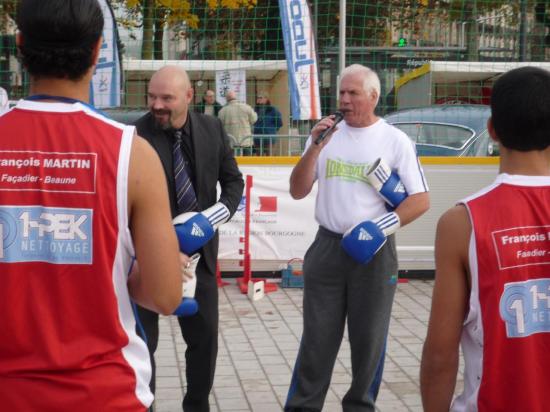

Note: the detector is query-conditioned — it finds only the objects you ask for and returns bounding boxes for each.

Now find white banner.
[90,0,122,108]
[278,0,321,120]
[215,70,247,105]
[218,166,317,261]
[218,162,500,271]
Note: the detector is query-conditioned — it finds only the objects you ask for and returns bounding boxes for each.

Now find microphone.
[314,110,347,145]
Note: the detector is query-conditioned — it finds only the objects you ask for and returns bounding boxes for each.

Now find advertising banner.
[278,0,322,120]
[218,161,500,271]
[218,165,317,261]
[90,0,122,108]
[215,70,247,105]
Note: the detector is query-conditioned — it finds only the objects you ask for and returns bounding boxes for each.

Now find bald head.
[150,65,191,90]
[225,90,236,102]
[147,65,193,130]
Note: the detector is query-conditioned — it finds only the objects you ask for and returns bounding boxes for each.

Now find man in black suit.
[135,65,244,412]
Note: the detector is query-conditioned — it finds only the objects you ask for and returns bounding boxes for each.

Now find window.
[393,123,473,148]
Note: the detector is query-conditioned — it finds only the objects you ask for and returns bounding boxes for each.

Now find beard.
[151,109,174,130]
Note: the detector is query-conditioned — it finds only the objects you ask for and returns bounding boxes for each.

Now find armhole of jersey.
[118,125,135,258]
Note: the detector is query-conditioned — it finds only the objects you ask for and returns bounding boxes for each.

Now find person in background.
[0,1,183,411]
[218,90,257,155]
[253,92,282,155]
[134,66,244,412]
[420,67,550,412]
[0,86,8,114]
[195,89,222,117]
[285,64,430,412]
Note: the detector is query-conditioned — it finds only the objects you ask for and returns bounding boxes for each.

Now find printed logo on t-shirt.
[0,206,93,264]
[500,278,550,338]
[325,158,370,183]
[492,225,550,269]
[0,150,97,193]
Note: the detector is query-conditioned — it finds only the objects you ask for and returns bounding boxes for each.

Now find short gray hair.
[340,64,380,104]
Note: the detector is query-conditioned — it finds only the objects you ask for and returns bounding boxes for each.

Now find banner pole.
[339,0,346,75]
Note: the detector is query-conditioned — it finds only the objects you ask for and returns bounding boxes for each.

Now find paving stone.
[153,280,447,412]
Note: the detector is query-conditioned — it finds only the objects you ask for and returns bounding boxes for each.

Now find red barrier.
[216,262,229,288]
[236,175,277,295]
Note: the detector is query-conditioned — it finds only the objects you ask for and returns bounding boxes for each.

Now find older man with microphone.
[285,64,430,412]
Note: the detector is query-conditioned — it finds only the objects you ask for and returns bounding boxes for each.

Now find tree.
[112,0,256,59]
[0,0,17,35]
[187,0,282,60]
[439,0,548,61]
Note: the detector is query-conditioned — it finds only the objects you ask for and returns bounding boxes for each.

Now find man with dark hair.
[253,92,282,155]
[0,1,184,411]
[421,66,550,411]
[135,66,244,412]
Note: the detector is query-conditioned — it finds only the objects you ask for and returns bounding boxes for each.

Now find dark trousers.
[285,227,397,412]
[136,260,219,412]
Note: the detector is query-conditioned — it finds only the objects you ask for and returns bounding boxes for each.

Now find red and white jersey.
[453,173,550,412]
[0,100,152,411]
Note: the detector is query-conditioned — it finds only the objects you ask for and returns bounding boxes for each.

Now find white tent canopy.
[394,61,550,109]
[123,59,287,81]
[402,61,550,85]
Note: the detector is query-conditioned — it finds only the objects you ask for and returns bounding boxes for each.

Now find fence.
[1,1,549,133]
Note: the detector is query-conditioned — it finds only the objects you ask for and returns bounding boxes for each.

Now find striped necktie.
[173,130,198,213]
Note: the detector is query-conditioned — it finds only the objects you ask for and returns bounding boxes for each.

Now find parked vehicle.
[102,109,147,125]
[384,105,498,156]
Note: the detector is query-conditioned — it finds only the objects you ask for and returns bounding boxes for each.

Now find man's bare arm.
[127,135,182,315]
[395,191,430,227]
[289,144,322,199]
[421,205,471,411]
[289,117,337,199]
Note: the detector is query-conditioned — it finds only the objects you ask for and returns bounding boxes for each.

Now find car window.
[393,123,421,142]
[464,129,500,157]
[393,123,474,148]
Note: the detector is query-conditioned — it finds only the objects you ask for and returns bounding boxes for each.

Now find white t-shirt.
[306,118,428,234]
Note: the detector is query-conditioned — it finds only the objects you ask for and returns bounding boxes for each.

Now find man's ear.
[15,32,22,47]
[186,87,194,103]
[487,117,499,143]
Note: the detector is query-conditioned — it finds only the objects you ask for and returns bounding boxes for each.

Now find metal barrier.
[231,134,309,156]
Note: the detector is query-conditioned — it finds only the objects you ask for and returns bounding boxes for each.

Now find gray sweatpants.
[285,226,398,412]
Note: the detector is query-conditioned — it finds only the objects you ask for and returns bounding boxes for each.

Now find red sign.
[492,225,550,269]
[0,151,97,193]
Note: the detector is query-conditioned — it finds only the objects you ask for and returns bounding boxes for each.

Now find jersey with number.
[453,173,550,412]
[0,100,152,411]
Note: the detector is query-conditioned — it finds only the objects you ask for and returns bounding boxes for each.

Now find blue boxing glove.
[173,202,230,254]
[173,298,198,317]
[341,212,401,264]
[365,158,407,209]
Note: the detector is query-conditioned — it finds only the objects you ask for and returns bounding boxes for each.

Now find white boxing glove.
[182,253,200,298]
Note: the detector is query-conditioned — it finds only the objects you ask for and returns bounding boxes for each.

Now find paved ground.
[152,278,463,412]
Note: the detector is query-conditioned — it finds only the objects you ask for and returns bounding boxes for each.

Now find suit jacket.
[134,111,244,276]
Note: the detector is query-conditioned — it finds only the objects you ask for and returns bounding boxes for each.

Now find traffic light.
[397,38,407,47]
